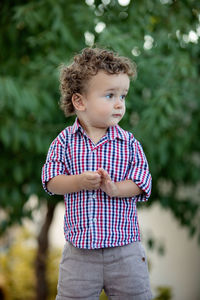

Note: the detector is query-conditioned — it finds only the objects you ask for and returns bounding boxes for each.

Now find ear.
[72,93,86,112]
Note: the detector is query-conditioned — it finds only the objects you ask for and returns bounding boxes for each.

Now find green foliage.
[0,229,36,300]
[154,286,172,300]
[99,289,108,300]
[0,0,200,242]
[0,228,61,300]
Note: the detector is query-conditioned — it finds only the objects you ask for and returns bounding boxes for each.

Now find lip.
[112,114,122,118]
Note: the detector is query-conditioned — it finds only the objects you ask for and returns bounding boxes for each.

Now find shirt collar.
[71,118,81,134]
[71,118,127,141]
[107,125,127,141]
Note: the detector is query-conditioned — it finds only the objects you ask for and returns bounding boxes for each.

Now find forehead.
[86,71,130,92]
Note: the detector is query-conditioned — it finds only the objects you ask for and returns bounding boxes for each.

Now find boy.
[42,47,152,300]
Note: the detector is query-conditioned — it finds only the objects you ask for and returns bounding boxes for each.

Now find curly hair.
[59,47,137,117]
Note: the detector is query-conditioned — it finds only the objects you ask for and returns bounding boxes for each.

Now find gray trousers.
[56,241,152,300]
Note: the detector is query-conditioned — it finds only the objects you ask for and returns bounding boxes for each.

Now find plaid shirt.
[42,118,152,249]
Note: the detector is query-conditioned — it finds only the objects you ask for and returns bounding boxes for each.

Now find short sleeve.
[126,138,152,202]
[41,130,68,195]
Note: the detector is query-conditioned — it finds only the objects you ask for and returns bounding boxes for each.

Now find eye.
[120,94,126,100]
[105,93,114,99]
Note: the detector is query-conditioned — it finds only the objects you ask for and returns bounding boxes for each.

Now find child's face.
[80,71,130,130]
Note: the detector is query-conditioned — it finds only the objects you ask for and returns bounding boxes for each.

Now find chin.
[98,119,120,128]
[109,121,120,127]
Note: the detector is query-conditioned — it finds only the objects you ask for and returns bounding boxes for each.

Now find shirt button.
[93,218,97,223]
[92,193,96,199]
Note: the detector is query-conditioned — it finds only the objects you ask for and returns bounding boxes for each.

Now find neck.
[78,118,108,144]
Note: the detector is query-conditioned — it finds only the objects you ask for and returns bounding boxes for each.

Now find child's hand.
[80,171,101,191]
[97,168,118,197]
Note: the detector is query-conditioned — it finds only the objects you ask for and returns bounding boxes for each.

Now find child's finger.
[87,172,101,180]
[97,168,111,180]
[102,170,111,181]
[97,168,103,176]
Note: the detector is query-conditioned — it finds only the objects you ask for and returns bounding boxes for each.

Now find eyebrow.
[104,88,128,92]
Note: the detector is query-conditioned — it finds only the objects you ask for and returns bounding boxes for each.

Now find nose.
[114,97,123,109]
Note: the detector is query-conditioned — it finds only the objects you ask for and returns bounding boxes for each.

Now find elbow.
[46,176,66,195]
[47,179,54,194]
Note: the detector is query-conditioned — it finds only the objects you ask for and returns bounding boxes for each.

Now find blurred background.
[0,0,200,299]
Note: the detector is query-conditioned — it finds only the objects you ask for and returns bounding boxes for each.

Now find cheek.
[119,103,126,115]
[123,104,126,113]
[102,105,113,115]
[96,102,112,115]
[97,109,110,117]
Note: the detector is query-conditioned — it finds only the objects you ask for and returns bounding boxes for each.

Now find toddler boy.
[42,47,152,300]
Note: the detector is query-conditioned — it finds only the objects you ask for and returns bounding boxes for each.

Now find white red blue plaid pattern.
[42,118,152,249]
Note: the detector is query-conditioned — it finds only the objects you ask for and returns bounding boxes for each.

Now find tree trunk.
[35,201,57,300]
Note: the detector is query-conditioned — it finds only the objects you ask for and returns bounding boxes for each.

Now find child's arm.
[47,171,101,195]
[97,168,142,198]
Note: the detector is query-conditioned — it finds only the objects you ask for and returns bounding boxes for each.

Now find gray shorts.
[56,241,152,300]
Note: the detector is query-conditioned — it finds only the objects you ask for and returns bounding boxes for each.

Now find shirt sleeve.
[41,130,67,195]
[126,137,152,202]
